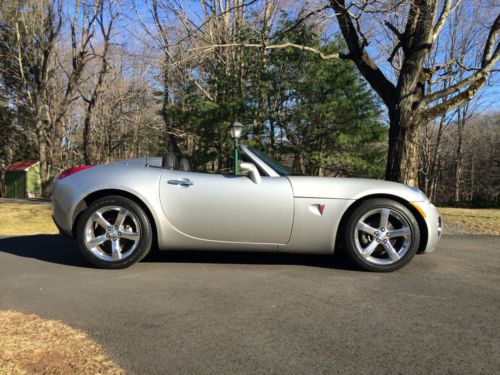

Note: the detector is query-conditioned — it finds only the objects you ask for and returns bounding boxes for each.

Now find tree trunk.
[83,112,92,165]
[385,107,422,186]
[453,112,464,201]
[36,124,49,197]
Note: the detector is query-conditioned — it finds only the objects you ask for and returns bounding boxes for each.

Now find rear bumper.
[51,179,82,238]
[52,214,73,238]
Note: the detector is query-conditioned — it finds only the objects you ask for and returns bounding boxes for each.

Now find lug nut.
[376,238,380,242]
[108,226,112,231]
[386,233,390,237]
[118,232,121,236]
[374,231,379,236]
[383,239,388,243]
[106,234,110,238]
[381,227,385,232]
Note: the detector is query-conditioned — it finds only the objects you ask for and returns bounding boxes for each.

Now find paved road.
[0,235,498,374]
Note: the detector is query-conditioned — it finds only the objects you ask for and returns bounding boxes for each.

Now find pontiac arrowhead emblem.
[318,204,325,215]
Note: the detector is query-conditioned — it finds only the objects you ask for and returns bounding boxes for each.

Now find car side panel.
[159,171,294,244]
[52,162,280,252]
[279,198,354,254]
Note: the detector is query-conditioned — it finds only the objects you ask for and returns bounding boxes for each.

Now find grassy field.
[0,310,122,374]
[0,201,499,236]
[438,207,500,236]
[1,202,58,236]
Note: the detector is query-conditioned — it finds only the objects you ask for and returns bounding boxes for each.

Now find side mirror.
[240,162,262,184]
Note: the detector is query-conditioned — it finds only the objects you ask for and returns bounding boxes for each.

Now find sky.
[124,0,499,115]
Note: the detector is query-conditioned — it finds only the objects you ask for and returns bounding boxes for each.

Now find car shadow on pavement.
[0,235,357,271]
[143,249,356,270]
[0,235,91,268]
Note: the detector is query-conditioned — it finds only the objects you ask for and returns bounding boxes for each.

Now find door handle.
[167,178,194,187]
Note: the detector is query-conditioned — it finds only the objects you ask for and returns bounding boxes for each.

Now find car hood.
[287,176,426,202]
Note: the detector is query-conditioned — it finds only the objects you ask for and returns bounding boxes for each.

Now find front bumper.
[412,201,442,253]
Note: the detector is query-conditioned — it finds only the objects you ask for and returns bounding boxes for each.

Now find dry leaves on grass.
[0,310,123,375]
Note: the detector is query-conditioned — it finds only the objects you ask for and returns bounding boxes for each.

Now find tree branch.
[180,42,346,65]
[432,0,463,42]
[272,5,330,39]
[423,76,486,120]
[422,17,500,107]
[329,0,396,105]
[482,13,500,66]
[384,21,403,41]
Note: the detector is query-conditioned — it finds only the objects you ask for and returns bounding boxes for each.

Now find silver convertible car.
[52,145,442,271]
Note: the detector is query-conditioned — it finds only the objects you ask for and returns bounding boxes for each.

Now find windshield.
[248,147,292,176]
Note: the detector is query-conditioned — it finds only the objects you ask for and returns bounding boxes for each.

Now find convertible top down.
[52,145,442,271]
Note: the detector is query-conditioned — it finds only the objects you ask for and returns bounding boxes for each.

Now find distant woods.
[0,0,498,204]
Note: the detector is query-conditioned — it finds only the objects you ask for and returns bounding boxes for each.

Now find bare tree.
[0,0,104,193]
[80,0,117,164]
[326,1,499,185]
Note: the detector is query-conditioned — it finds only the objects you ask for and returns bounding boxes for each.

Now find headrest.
[162,152,178,170]
[179,158,190,172]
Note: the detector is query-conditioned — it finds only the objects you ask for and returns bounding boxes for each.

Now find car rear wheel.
[76,196,153,269]
[343,198,420,272]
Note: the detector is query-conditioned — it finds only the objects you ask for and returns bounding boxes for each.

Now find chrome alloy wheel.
[83,206,141,262]
[354,208,412,266]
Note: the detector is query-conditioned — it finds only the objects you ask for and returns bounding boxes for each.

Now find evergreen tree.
[166,13,386,177]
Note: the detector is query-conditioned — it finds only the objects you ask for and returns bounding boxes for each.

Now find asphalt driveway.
[0,235,498,374]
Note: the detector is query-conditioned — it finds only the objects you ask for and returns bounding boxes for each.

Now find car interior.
[161,152,191,172]
[160,149,270,177]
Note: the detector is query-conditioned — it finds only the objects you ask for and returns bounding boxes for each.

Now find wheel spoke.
[389,227,411,238]
[379,208,390,229]
[86,234,108,247]
[93,212,112,229]
[383,242,400,262]
[111,239,122,260]
[361,240,379,258]
[120,231,140,241]
[356,221,377,236]
[114,208,128,228]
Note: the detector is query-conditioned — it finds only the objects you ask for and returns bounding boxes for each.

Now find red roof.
[4,160,39,171]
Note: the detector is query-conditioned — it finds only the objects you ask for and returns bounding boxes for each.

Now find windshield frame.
[240,145,291,177]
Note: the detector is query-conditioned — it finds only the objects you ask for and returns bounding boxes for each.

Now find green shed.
[4,161,42,198]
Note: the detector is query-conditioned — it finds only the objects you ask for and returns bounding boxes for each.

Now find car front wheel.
[343,198,420,272]
[76,195,153,269]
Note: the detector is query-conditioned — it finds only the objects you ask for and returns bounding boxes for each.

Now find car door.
[159,170,294,244]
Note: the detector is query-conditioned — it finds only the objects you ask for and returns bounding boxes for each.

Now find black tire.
[76,195,153,269]
[343,198,420,272]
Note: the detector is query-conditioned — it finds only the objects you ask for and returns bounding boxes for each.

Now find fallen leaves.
[0,310,123,375]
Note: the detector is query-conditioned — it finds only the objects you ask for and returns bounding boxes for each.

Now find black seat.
[179,158,190,172]
[162,152,178,170]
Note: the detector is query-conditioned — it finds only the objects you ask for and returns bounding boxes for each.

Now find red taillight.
[59,165,93,180]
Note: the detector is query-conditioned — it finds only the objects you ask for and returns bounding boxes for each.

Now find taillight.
[59,165,93,180]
